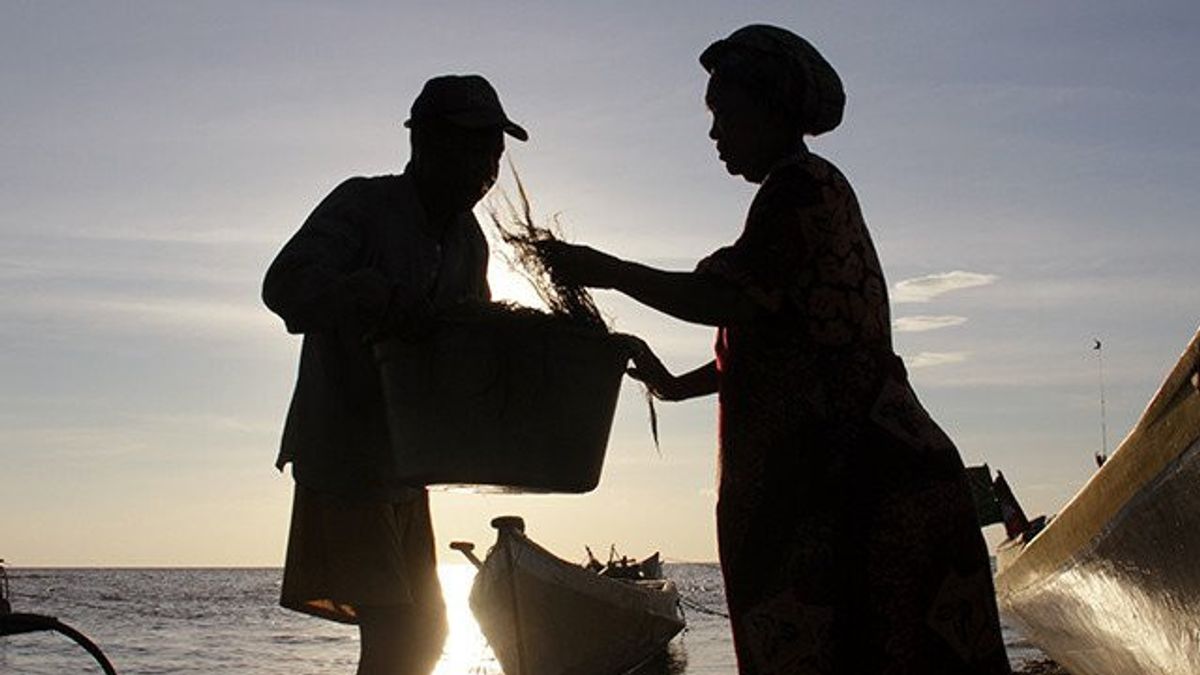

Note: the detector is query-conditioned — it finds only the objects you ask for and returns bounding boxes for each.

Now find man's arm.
[262,179,392,335]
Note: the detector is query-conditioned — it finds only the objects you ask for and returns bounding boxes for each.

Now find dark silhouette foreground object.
[372,308,627,492]
[536,23,1011,674]
[1,561,119,674]
[263,73,527,675]
[0,613,120,675]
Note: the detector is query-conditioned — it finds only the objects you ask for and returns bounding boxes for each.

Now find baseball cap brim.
[404,110,528,142]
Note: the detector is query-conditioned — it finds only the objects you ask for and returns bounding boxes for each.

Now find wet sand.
[1014,658,1070,674]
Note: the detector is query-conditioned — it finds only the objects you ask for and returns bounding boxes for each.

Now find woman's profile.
[540,24,1012,674]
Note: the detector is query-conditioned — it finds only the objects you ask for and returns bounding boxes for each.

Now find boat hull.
[470,529,686,675]
[995,330,1200,675]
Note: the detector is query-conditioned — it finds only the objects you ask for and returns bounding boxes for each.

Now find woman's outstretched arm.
[538,242,764,326]
[618,335,718,401]
[654,360,719,401]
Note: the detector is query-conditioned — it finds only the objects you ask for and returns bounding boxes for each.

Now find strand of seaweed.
[483,162,608,331]
[483,162,660,452]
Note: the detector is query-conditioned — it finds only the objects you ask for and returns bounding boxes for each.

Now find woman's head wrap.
[700,24,845,136]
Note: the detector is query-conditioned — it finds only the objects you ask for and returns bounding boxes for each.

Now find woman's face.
[705,74,796,183]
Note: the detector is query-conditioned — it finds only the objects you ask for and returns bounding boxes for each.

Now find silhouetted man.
[263,74,526,675]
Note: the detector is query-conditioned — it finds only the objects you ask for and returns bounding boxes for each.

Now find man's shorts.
[280,484,445,625]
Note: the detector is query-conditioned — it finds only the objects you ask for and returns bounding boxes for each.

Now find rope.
[1097,340,1108,458]
[678,595,730,619]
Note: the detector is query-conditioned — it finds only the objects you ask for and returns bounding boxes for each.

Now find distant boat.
[452,516,686,675]
[986,329,1200,675]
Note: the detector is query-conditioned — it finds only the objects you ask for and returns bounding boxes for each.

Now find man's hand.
[373,291,436,342]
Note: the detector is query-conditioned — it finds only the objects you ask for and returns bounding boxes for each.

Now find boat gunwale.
[995,327,1200,596]
[484,529,685,617]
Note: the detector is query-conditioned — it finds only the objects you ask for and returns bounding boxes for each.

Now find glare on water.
[433,564,502,675]
[0,564,1039,673]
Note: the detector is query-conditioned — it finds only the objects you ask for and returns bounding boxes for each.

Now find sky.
[2,1,1198,566]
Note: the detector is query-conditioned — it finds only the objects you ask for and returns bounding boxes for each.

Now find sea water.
[1,566,1048,674]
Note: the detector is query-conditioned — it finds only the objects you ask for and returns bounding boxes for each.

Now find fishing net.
[482,163,660,450]
[482,163,609,332]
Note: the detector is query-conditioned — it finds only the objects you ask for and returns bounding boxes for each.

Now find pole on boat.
[492,516,529,675]
[450,542,483,570]
[0,558,9,615]
[1093,339,1109,467]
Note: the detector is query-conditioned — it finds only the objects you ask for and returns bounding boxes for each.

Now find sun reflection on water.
[433,563,502,675]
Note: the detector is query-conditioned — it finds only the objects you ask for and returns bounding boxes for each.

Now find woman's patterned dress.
[697,152,1012,674]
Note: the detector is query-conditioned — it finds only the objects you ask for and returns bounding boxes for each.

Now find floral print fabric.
[698,153,1011,674]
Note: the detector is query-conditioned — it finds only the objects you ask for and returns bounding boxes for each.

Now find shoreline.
[1015,658,1070,674]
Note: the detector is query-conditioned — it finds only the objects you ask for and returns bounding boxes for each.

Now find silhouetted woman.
[540,25,1012,674]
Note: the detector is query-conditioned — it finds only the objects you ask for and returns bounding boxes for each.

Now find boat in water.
[984,329,1200,675]
[452,516,686,675]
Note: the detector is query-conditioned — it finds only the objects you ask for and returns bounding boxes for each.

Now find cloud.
[905,351,970,369]
[893,315,969,333]
[893,271,999,304]
[2,291,278,343]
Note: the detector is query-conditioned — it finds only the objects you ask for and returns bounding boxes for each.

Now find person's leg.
[357,604,447,675]
[355,491,447,675]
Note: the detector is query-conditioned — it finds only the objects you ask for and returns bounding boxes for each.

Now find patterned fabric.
[697,152,1011,674]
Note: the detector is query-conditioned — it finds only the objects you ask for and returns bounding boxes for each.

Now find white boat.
[453,516,686,675]
[990,329,1200,675]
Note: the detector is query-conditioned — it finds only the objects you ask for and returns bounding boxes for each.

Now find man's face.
[414,125,505,212]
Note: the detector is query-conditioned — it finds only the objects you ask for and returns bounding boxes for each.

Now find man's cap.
[404,74,528,141]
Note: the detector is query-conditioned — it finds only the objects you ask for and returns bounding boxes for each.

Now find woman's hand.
[535,240,623,289]
[615,334,686,401]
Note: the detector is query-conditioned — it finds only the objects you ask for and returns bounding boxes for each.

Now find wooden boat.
[990,329,1200,675]
[452,517,686,675]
